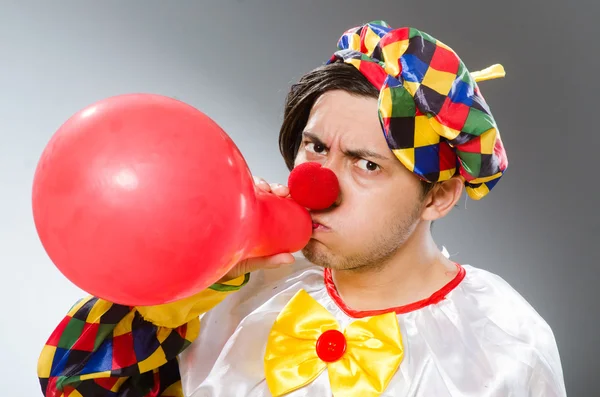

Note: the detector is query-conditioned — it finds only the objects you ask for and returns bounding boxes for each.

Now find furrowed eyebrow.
[302,131,327,146]
[343,148,390,161]
[302,131,391,162]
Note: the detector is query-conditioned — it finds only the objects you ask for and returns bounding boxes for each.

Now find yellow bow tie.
[264,289,404,396]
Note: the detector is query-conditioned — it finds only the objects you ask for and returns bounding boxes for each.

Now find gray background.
[1,1,597,395]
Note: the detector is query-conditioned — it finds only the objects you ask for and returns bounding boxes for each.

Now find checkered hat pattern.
[328,21,508,200]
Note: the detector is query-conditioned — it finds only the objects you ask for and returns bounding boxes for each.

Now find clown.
[38,21,566,396]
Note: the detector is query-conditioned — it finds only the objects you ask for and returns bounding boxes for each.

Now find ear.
[421,176,463,221]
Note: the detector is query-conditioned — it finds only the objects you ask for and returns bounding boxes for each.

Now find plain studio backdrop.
[1,1,597,396]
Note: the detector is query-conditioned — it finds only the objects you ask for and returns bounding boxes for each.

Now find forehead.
[304,90,387,150]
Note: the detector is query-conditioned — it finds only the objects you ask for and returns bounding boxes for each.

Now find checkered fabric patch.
[328,20,508,200]
[37,296,199,397]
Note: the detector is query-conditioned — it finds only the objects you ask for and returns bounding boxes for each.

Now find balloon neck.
[245,188,312,259]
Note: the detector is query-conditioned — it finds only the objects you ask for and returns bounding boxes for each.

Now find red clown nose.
[289,162,339,210]
[32,94,338,306]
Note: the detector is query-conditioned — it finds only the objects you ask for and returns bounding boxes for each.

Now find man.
[38,21,566,396]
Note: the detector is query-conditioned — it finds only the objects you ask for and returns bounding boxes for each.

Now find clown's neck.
[329,224,458,313]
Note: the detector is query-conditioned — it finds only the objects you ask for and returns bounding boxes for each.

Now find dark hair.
[278,62,435,196]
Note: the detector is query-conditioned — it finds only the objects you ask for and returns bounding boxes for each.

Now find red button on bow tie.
[315,329,347,363]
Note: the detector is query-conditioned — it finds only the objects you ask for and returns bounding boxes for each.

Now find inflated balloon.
[32,94,337,306]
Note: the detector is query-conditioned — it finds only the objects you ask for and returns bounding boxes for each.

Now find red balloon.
[32,94,316,306]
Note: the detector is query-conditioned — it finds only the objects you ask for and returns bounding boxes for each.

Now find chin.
[302,240,348,270]
[301,241,333,268]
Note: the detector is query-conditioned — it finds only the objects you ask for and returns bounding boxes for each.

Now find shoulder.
[448,265,566,394]
[453,265,558,344]
[457,265,551,329]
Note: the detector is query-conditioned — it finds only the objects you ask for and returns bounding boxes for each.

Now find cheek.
[338,184,419,227]
[336,189,393,230]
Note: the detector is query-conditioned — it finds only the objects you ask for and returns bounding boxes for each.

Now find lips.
[311,219,330,231]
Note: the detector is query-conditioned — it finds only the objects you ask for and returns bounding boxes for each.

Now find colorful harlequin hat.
[327,21,508,200]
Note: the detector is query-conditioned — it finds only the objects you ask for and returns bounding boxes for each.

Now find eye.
[305,142,328,154]
[356,159,380,172]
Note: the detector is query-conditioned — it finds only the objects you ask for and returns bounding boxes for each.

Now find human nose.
[321,158,343,207]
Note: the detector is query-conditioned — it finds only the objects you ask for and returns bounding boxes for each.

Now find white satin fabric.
[179,256,566,396]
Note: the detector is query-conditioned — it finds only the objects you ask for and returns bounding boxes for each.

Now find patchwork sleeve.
[38,274,249,397]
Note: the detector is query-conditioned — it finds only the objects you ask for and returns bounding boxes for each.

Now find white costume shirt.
[178,257,566,396]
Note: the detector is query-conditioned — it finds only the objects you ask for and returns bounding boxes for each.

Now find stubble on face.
[302,200,423,272]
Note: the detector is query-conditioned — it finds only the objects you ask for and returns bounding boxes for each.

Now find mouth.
[311,219,330,231]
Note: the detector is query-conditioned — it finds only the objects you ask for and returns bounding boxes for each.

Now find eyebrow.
[302,131,391,162]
